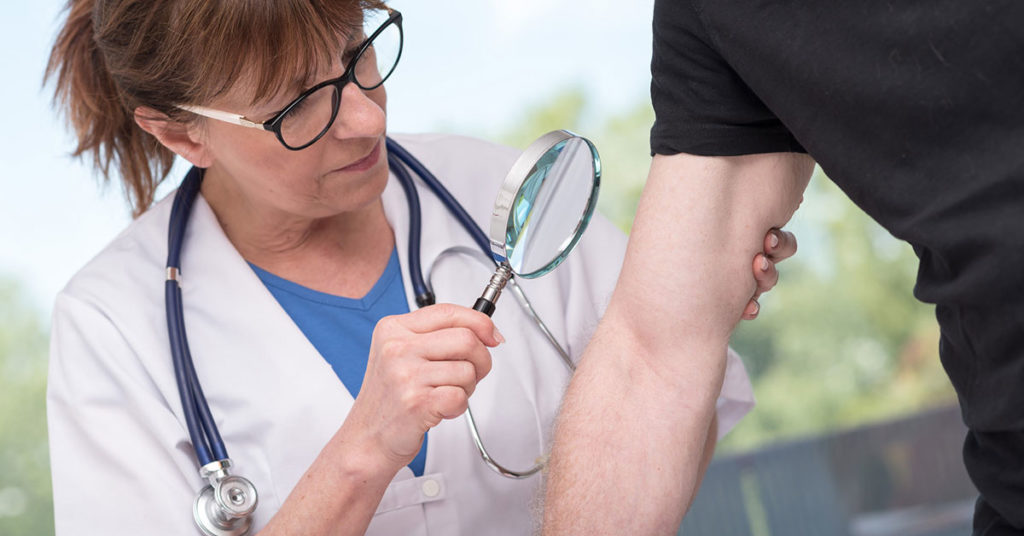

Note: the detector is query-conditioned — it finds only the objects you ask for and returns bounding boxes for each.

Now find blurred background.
[1,1,971,535]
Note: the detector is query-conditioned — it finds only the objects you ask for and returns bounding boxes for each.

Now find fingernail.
[752,300,760,315]
[760,256,770,271]
[493,326,506,345]
[770,232,780,249]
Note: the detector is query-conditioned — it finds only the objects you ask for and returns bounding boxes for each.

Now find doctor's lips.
[335,140,382,173]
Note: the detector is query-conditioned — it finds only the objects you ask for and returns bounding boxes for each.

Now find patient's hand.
[743,228,796,320]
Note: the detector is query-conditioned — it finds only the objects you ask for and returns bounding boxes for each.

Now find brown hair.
[47,0,386,217]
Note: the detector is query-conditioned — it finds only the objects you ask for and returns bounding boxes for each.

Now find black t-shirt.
[651,0,1024,309]
[649,0,1024,530]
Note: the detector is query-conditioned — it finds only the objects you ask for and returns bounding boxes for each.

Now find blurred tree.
[498,89,587,150]
[723,173,955,451]
[0,278,54,535]
[0,88,960,536]
[496,88,653,233]
[496,90,956,452]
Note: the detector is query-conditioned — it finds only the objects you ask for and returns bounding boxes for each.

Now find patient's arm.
[542,151,814,535]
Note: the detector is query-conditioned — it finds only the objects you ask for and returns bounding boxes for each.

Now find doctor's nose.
[328,82,387,141]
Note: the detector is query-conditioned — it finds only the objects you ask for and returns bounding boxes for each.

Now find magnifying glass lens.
[506,137,598,278]
[473,131,600,317]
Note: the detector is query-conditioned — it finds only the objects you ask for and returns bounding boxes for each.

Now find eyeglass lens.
[278,12,401,149]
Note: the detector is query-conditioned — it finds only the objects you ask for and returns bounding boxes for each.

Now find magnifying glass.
[472,130,601,316]
[460,130,601,479]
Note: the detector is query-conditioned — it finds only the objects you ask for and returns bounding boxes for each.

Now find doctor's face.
[188,14,399,223]
[197,62,390,221]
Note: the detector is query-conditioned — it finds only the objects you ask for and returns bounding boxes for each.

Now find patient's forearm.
[542,152,813,535]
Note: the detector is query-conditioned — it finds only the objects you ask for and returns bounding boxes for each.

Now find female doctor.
[45,0,794,534]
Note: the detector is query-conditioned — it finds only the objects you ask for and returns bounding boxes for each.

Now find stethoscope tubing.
[166,138,576,536]
[167,138,497,468]
[389,147,433,307]
[425,244,574,478]
[167,167,229,467]
[386,138,494,263]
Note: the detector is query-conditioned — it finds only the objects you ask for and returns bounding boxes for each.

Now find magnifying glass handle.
[473,298,496,317]
[473,264,513,318]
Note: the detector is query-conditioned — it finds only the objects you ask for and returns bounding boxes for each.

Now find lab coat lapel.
[378,139,562,531]
[380,170,418,315]
[380,147,492,494]
[179,195,355,507]
[380,158,483,316]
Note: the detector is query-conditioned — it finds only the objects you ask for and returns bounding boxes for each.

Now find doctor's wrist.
[330,422,409,484]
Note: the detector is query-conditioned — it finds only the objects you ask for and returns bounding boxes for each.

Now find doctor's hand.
[743,228,797,320]
[344,304,502,472]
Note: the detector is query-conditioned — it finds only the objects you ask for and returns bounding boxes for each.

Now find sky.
[0,1,657,319]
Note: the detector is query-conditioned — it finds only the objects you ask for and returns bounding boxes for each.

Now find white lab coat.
[48,133,754,535]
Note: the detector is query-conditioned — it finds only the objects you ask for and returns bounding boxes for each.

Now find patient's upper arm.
[611,151,815,350]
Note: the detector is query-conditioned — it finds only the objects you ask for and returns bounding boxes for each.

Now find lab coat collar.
[177,150,489,502]
[178,183,355,506]
[380,150,485,315]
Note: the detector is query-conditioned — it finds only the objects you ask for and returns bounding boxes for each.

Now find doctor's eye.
[278,84,340,147]
[352,15,401,90]
[342,44,362,66]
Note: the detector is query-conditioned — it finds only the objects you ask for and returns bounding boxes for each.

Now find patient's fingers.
[745,254,774,320]
[765,229,797,261]
[745,228,797,321]
[741,298,760,320]
[753,253,780,295]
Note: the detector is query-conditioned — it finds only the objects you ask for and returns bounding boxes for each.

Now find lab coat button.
[421,478,441,498]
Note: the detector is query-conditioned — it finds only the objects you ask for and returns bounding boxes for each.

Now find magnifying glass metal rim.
[488,129,601,278]
[466,130,600,478]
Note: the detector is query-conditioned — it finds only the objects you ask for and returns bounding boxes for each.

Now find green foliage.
[495,89,654,233]
[0,89,958,536]
[496,89,956,452]
[0,278,54,535]
[498,89,588,150]
[721,173,955,452]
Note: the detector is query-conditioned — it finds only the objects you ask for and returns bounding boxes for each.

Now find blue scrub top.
[250,249,428,476]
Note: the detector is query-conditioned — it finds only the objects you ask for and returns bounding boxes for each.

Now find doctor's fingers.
[382,303,503,347]
[420,360,481,398]
[429,385,471,422]
[411,328,493,381]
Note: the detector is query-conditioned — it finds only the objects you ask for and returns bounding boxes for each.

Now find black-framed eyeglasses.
[180,8,402,150]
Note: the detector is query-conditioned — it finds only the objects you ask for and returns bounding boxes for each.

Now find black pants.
[937,303,1024,534]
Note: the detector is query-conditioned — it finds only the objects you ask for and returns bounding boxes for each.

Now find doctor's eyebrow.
[242,24,370,116]
[342,43,363,64]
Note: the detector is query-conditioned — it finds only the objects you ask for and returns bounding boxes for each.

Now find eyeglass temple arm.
[179,105,265,130]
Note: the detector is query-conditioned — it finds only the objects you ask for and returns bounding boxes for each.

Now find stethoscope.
[166,137,574,536]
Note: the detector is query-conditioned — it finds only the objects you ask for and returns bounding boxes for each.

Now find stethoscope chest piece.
[167,134,596,532]
[193,459,258,536]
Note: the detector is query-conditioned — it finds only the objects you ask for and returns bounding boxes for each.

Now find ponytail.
[46,0,383,217]
[46,0,174,217]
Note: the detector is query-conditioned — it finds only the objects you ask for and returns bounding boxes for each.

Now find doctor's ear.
[133,106,213,168]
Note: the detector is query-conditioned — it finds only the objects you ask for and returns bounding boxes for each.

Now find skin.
[136,50,505,535]
[132,31,795,534]
[542,151,815,535]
